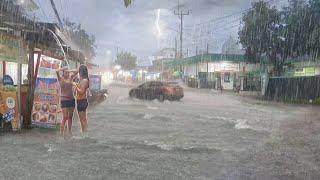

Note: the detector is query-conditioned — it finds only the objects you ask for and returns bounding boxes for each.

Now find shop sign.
[294,67,315,77]
[209,62,239,72]
[89,75,101,91]
[32,55,62,128]
[305,67,315,76]
[0,33,26,63]
[0,86,20,130]
[3,75,14,86]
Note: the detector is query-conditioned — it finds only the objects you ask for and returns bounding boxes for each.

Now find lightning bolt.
[156,9,161,48]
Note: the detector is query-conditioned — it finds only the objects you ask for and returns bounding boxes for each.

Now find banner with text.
[0,86,20,130]
[32,55,62,128]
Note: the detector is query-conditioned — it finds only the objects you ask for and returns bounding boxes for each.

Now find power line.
[174,0,190,59]
[181,0,285,49]
[49,0,63,27]
[186,0,284,27]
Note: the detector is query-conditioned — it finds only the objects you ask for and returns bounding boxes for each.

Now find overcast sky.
[32,0,287,66]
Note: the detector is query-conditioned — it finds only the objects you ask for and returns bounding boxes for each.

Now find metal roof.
[165,54,247,67]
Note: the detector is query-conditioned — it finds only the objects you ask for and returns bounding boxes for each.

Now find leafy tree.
[64,18,96,60]
[282,0,310,58]
[240,0,320,75]
[307,0,320,58]
[115,51,137,70]
[239,1,289,75]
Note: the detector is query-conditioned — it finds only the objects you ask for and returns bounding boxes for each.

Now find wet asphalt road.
[1,83,320,180]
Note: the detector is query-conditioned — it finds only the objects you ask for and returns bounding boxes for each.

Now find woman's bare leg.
[67,107,74,135]
[78,111,87,132]
[60,108,68,136]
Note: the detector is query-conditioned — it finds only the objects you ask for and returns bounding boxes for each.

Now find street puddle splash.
[144,140,174,151]
[143,113,173,121]
[234,119,251,129]
[44,143,54,152]
[216,116,256,131]
[107,140,220,153]
[147,106,159,110]
[143,114,154,119]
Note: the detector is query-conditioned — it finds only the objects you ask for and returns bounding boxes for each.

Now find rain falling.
[0,0,320,179]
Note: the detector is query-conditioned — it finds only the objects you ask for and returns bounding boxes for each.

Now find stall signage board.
[0,87,20,130]
[3,75,14,86]
[89,75,101,91]
[0,33,27,63]
[294,67,315,77]
[31,55,62,128]
[305,67,315,76]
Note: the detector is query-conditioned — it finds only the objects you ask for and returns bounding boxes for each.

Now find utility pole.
[174,5,190,59]
[206,43,209,88]
[196,46,198,56]
[174,37,177,59]
[49,0,63,28]
[174,0,189,77]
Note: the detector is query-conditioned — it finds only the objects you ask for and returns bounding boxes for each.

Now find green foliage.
[239,1,279,62]
[314,97,320,105]
[64,18,96,59]
[239,0,320,75]
[115,52,137,70]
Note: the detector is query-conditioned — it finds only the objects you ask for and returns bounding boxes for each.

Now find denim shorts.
[61,99,75,108]
[77,99,88,112]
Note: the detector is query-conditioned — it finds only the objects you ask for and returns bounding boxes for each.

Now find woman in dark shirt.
[56,67,78,137]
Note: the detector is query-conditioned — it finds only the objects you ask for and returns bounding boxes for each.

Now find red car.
[129,81,184,101]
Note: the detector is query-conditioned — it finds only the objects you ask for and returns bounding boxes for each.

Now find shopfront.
[0,32,28,131]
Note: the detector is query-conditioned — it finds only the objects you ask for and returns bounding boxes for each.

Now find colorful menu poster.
[0,86,20,130]
[31,55,62,128]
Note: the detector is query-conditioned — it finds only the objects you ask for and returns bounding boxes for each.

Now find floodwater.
[1,83,320,180]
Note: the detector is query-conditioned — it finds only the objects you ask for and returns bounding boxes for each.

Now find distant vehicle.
[88,89,108,104]
[88,74,109,105]
[129,81,184,101]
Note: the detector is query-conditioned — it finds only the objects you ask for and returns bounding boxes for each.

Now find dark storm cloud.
[34,0,278,65]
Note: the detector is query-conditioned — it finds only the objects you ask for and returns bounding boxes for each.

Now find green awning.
[164,54,267,68]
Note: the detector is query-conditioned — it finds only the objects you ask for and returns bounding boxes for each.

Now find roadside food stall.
[0,32,28,131]
[86,62,108,104]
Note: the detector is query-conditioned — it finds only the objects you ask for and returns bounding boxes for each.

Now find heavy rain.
[1,0,320,179]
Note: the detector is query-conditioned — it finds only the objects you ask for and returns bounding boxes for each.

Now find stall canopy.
[0,0,39,31]
[15,0,39,11]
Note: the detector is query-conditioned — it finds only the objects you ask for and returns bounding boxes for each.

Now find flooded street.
[0,83,319,179]
[1,0,320,179]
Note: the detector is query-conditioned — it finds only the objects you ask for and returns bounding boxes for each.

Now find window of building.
[224,72,230,83]
[21,64,28,84]
[6,62,18,85]
[5,62,29,85]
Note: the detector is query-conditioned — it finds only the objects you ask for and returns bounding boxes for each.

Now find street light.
[114,65,121,70]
